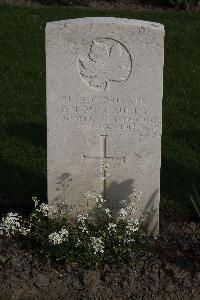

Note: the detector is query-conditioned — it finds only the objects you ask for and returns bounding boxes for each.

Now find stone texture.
[46,17,164,235]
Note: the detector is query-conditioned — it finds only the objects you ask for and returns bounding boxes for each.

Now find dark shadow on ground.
[161,156,200,217]
[7,122,46,149]
[0,122,47,214]
[0,158,47,215]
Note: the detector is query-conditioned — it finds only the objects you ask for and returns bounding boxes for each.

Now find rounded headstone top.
[45,17,165,35]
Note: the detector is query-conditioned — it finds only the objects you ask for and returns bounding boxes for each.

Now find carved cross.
[82,135,126,199]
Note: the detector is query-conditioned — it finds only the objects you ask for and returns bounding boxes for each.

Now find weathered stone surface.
[46,17,164,235]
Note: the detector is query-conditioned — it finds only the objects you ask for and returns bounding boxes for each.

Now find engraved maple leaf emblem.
[78,39,131,91]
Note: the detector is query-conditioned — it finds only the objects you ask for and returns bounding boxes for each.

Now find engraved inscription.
[60,95,161,139]
[78,39,132,91]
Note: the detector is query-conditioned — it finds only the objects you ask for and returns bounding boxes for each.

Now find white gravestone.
[46,17,164,235]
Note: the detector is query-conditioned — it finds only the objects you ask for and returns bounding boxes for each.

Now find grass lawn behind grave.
[0,5,199,216]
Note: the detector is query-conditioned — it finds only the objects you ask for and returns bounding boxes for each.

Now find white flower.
[85,191,105,208]
[91,237,104,254]
[0,212,30,236]
[36,203,49,217]
[108,223,117,232]
[84,191,97,200]
[126,219,139,234]
[77,214,88,223]
[95,194,105,208]
[77,214,89,233]
[127,206,136,213]
[49,228,69,245]
[124,237,135,244]
[32,197,59,218]
[126,225,138,233]
[19,227,31,236]
[32,196,39,207]
[32,196,49,217]
[79,224,88,233]
[47,205,59,217]
[118,208,128,220]
[134,219,139,226]
[104,208,112,217]
[59,228,69,237]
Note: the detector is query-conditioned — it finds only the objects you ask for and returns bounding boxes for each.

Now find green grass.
[0,5,200,216]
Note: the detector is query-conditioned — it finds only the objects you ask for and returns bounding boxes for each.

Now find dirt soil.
[0,213,200,300]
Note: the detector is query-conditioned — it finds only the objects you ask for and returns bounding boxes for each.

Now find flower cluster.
[118,208,128,220]
[104,208,111,218]
[32,196,65,219]
[0,212,30,236]
[126,218,139,234]
[32,196,49,217]
[85,191,113,219]
[77,213,89,233]
[108,222,117,233]
[0,185,147,267]
[123,237,135,244]
[91,237,104,255]
[37,203,49,217]
[85,191,106,209]
[48,228,69,245]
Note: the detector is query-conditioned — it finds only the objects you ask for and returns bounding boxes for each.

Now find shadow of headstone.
[105,178,134,218]
[7,122,46,149]
[0,158,46,215]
